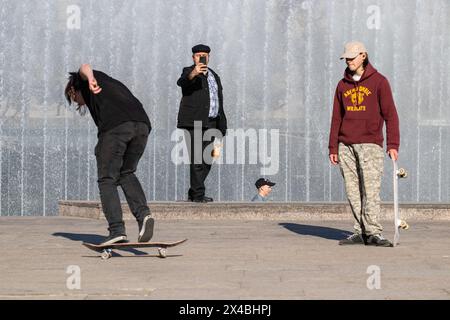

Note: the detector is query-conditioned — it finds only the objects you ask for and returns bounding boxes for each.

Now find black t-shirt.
[79,70,151,135]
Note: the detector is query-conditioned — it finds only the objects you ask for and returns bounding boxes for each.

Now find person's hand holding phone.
[189,55,208,80]
[198,56,208,75]
[193,63,207,77]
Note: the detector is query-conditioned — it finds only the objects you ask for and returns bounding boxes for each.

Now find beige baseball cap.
[340,41,368,59]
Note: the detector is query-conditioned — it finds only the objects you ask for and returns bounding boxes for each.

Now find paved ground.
[0,217,449,300]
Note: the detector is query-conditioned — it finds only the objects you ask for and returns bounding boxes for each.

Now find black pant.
[95,121,151,235]
[184,118,218,200]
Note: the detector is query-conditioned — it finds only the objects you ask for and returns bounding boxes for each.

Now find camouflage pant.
[338,143,384,235]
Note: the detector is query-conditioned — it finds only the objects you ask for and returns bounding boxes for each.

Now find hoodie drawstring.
[353,81,360,108]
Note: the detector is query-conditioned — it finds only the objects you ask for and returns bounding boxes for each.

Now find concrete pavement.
[0,217,449,299]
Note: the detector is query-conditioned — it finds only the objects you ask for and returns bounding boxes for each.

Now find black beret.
[192,44,211,54]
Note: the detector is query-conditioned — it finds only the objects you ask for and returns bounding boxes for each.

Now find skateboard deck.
[82,239,187,260]
[392,158,409,247]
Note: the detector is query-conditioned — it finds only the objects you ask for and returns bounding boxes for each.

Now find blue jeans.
[95,121,151,235]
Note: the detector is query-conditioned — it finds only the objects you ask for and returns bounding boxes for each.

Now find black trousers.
[184,118,218,200]
[95,121,151,235]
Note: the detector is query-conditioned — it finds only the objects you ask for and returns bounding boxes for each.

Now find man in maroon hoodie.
[328,41,400,247]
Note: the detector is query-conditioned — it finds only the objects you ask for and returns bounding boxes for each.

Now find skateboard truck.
[101,249,113,260]
[397,167,408,178]
[397,219,409,230]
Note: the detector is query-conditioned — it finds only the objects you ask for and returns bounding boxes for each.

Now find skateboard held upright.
[392,158,409,247]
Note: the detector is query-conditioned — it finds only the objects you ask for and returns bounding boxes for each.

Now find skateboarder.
[251,178,276,202]
[64,64,154,245]
[176,44,227,203]
[328,42,400,247]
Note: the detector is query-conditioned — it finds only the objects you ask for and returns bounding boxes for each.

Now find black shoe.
[188,195,213,203]
[138,215,154,243]
[366,234,393,247]
[203,196,213,202]
[339,233,365,245]
[187,190,195,202]
[101,234,127,246]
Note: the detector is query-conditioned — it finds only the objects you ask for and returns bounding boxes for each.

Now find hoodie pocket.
[366,118,382,135]
[340,119,367,138]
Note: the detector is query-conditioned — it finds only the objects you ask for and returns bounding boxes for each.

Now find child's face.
[260,185,272,196]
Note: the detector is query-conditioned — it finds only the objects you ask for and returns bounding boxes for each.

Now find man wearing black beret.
[176,44,228,203]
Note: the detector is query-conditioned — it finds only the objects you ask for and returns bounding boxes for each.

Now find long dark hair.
[64,72,87,116]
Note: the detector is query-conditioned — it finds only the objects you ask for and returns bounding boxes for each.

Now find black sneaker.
[339,233,365,245]
[367,234,393,247]
[138,215,154,242]
[101,234,127,246]
[203,196,214,202]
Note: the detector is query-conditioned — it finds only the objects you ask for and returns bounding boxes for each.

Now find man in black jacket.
[65,64,154,245]
[176,44,227,203]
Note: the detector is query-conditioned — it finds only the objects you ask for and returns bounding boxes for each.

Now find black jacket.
[176,65,227,135]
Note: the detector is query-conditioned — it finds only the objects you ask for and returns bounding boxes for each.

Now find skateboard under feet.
[82,239,187,260]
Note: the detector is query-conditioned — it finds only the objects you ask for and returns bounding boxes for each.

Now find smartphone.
[199,56,207,65]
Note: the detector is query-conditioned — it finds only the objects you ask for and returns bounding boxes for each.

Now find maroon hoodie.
[328,63,400,154]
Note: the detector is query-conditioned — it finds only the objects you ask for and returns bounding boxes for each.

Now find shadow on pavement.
[53,232,104,243]
[52,232,146,255]
[279,223,352,240]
